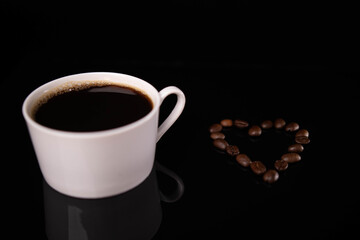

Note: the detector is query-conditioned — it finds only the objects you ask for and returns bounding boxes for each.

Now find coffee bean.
[288,143,304,153]
[281,153,301,163]
[274,118,286,129]
[248,125,262,136]
[295,136,310,144]
[210,118,309,183]
[261,120,273,129]
[210,132,225,140]
[274,159,288,171]
[285,122,300,132]
[234,119,249,128]
[296,129,309,138]
[220,119,233,127]
[226,145,240,156]
[263,170,279,183]
[209,123,222,133]
[236,154,252,167]
[250,161,267,175]
[213,139,229,150]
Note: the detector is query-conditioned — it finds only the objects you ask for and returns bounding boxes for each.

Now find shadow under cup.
[44,167,160,240]
[44,164,184,240]
[22,72,186,199]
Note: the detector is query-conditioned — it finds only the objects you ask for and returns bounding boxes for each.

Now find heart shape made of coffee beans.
[209,118,310,184]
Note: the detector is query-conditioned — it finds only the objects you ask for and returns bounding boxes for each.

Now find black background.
[2,2,359,239]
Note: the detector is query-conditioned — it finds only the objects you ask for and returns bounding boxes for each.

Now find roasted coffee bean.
[274,118,286,129]
[261,120,273,129]
[213,139,229,150]
[220,119,233,127]
[296,129,309,138]
[285,122,300,132]
[236,154,252,167]
[210,132,225,140]
[274,159,288,171]
[250,161,267,175]
[226,145,240,156]
[281,153,301,163]
[263,170,279,183]
[209,123,222,133]
[295,136,310,144]
[288,143,304,153]
[234,119,249,128]
[248,125,262,136]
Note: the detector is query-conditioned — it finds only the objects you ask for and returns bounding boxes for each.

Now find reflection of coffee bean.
[263,170,279,183]
[285,122,300,132]
[288,143,304,153]
[250,161,267,175]
[248,125,262,136]
[296,129,309,137]
[261,120,273,129]
[295,136,310,144]
[210,132,225,140]
[234,119,249,128]
[274,159,288,171]
[213,139,229,150]
[281,153,301,163]
[274,118,286,129]
[236,154,252,167]
[209,124,222,133]
[226,145,240,156]
[220,119,233,127]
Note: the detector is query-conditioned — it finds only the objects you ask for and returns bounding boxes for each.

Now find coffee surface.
[34,85,152,132]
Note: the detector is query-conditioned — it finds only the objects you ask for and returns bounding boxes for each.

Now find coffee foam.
[30,80,150,119]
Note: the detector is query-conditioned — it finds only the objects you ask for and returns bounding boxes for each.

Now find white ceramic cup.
[22,72,185,199]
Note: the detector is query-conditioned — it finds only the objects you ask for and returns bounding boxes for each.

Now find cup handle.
[156,86,186,203]
[155,162,185,203]
[157,86,186,142]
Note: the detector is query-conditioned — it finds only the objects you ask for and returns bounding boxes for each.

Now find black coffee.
[34,84,153,132]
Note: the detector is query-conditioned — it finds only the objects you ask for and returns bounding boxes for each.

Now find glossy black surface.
[3,5,359,239]
[43,168,162,240]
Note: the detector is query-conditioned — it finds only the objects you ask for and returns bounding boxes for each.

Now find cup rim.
[22,72,161,138]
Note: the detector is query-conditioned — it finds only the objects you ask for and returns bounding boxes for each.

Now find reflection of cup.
[22,72,186,198]
[44,164,183,240]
